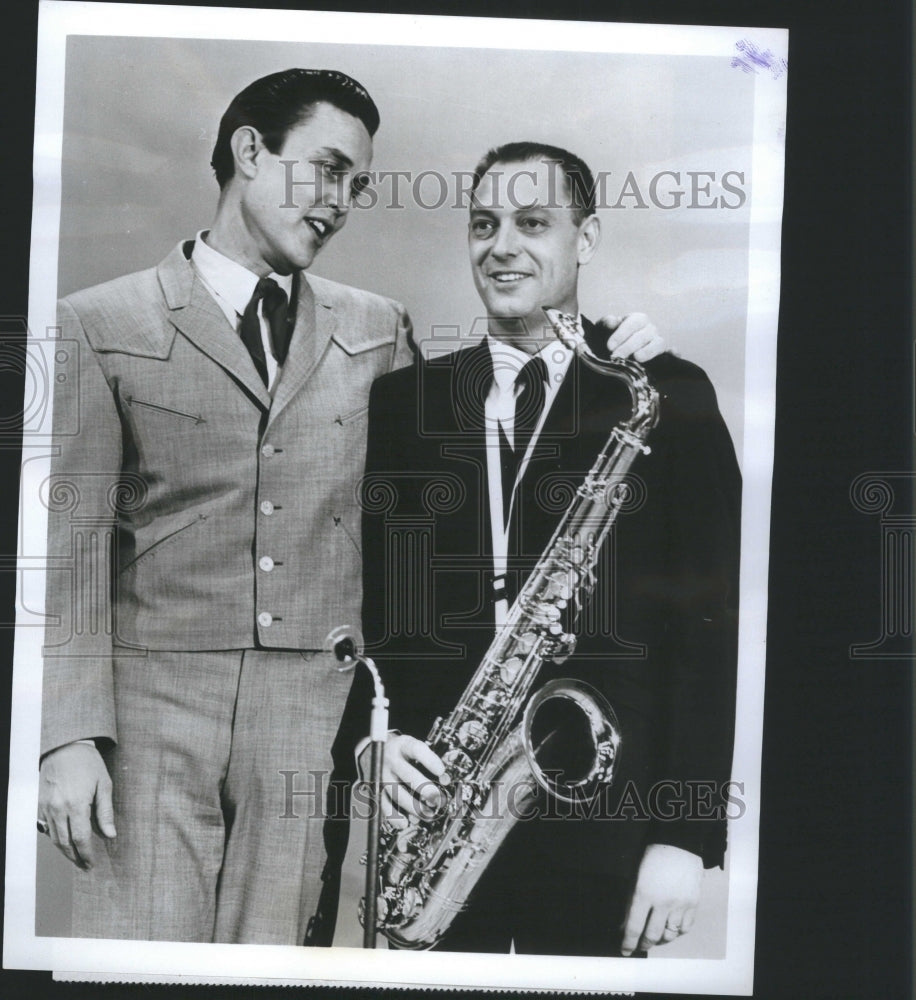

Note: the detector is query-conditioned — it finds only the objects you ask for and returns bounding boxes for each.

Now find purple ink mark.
[731,39,788,80]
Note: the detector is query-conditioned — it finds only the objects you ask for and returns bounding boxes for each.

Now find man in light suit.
[333,143,741,955]
[36,69,413,944]
[37,71,664,944]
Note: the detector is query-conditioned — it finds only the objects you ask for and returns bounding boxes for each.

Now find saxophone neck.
[542,307,660,435]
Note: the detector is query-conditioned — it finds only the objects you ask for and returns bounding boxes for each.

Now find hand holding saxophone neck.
[543,306,660,433]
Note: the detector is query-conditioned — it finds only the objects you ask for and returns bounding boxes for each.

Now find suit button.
[259,556,275,572]
[260,500,275,516]
[257,611,273,627]
[261,443,275,458]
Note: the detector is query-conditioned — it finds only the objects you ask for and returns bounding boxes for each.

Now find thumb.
[95,783,117,840]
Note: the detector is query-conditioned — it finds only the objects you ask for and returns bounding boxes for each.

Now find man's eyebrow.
[314,147,354,170]
[469,198,551,213]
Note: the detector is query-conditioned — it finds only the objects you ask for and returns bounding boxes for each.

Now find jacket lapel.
[268,274,330,422]
[157,242,272,410]
[436,340,495,610]
[447,337,491,435]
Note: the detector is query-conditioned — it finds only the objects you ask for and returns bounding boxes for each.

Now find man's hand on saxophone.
[370,734,450,830]
[598,312,669,362]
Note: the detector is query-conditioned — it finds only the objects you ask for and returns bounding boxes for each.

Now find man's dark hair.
[211,68,380,189]
[471,141,597,223]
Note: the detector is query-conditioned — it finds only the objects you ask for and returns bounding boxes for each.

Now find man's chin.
[484,304,545,331]
[277,251,317,275]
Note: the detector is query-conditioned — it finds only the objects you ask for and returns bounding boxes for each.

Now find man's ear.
[577,214,601,266]
[230,125,264,181]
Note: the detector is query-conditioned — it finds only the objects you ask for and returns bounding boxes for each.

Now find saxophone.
[364,308,660,949]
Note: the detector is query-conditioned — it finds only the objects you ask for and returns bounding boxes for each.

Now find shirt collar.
[191,231,294,317]
[485,319,579,393]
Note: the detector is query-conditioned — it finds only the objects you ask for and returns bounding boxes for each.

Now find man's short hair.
[471,141,597,223]
[211,68,380,189]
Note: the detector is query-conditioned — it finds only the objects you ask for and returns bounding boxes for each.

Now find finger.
[380,794,409,830]
[386,757,447,808]
[413,778,449,813]
[68,813,95,870]
[633,336,664,363]
[93,778,117,840]
[606,313,650,352]
[48,809,84,869]
[382,779,426,820]
[379,784,409,822]
[399,738,449,782]
[610,326,658,359]
[660,906,686,943]
[620,895,650,956]
[637,906,669,952]
[680,905,697,934]
[594,313,622,332]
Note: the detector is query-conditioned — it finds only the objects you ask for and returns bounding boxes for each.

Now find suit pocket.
[335,403,369,426]
[119,513,208,573]
[124,395,204,424]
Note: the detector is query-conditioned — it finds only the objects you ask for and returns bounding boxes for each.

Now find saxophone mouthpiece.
[542,307,584,350]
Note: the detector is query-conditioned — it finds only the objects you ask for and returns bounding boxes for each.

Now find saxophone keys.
[499,655,525,682]
[514,631,538,654]
[544,569,574,601]
[442,747,474,779]
[456,719,488,752]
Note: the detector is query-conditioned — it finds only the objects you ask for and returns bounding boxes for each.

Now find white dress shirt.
[485,329,576,625]
[191,231,294,394]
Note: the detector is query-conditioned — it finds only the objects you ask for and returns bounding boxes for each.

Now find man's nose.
[320,176,350,216]
[491,222,519,258]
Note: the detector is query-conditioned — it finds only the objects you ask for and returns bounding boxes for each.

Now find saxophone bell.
[522,677,622,804]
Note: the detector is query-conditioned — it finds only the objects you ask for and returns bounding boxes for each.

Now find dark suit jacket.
[331,319,741,893]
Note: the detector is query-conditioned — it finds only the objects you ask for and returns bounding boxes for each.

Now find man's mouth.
[488,271,531,284]
[305,217,333,240]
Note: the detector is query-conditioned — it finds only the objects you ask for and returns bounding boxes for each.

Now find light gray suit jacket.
[41,239,414,756]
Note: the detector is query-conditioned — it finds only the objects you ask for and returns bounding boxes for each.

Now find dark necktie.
[499,354,548,528]
[239,277,291,385]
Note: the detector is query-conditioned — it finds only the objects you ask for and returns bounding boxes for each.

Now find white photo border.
[6,2,787,993]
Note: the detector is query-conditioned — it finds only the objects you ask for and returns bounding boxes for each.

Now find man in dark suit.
[333,142,741,956]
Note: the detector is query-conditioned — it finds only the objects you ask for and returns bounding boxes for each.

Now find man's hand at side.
[620,843,703,955]
[38,742,116,870]
[597,312,667,362]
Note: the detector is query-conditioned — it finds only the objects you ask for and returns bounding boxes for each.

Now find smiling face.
[227,101,373,275]
[469,158,600,349]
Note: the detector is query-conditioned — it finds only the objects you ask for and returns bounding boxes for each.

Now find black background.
[0,1,912,998]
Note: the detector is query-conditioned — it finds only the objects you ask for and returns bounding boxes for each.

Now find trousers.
[71,648,352,943]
